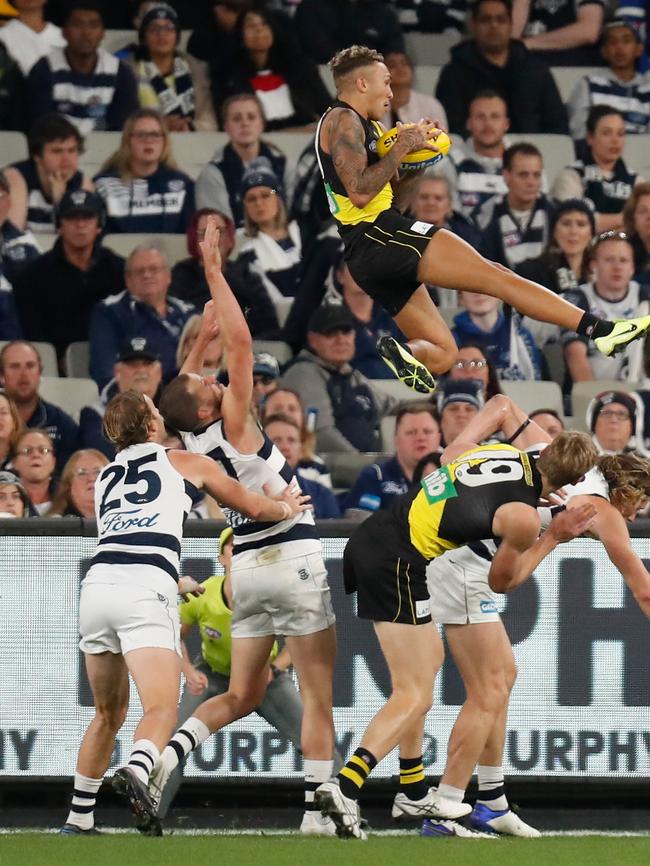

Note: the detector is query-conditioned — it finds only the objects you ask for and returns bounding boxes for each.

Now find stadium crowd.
[1,0,650,519]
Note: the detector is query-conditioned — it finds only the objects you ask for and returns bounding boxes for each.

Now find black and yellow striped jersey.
[315,99,393,231]
[393,444,543,561]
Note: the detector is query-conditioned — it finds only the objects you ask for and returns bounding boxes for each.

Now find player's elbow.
[488,569,513,593]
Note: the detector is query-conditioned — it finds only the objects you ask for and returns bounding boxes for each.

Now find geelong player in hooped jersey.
[60,391,308,837]
[154,217,339,837]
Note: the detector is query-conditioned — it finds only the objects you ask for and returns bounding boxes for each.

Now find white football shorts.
[427,548,501,625]
[79,581,181,656]
[231,549,336,638]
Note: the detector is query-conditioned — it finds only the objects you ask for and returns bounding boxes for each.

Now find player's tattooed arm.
[328,109,404,207]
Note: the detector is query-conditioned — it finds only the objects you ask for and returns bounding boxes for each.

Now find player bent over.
[423,396,650,837]
[315,430,597,838]
[59,392,308,836]
[317,45,650,394]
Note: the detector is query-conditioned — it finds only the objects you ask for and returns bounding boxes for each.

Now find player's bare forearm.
[489,530,557,592]
[207,267,253,355]
[329,109,403,206]
[200,215,252,359]
[180,337,207,376]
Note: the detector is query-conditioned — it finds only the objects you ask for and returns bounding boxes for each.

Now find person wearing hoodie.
[451,291,543,381]
[436,0,567,136]
[280,299,398,453]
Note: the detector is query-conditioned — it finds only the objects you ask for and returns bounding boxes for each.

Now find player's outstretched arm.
[576,496,650,618]
[169,449,310,523]
[443,395,551,459]
[489,501,596,592]
[327,109,435,208]
[199,216,255,432]
[179,300,219,376]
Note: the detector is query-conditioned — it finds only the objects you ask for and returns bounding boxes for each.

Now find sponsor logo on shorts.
[416,599,431,619]
[480,599,498,613]
[204,626,223,639]
[410,220,434,235]
[298,568,310,581]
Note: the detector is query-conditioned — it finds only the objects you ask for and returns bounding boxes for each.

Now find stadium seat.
[381,415,396,451]
[551,67,603,103]
[624,135,650,176]
[413,65,440,95]
[439,306,461,329]
[404,32,461,65]
[80,131,121,176]
[101,29,190,54]
[39,376,98,421]
[64,341,90,379]
[542,342,565,388]
[264,132,314,164]
[372,378,422,402]
[570,379,637,433]
[321,451,390,488]
[0,131,28,167]
[170,131,221,178]
[32,233,56,252]
[103,233,187,265]
[499,379,564,417]
[252,339,293,366]
[0,340,58,377]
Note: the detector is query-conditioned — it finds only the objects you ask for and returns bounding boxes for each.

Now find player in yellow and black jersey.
[315,429,598,838]
[315,45,650,397]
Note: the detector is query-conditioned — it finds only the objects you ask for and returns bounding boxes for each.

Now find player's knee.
[469,675,508,714]
[438,341,458,374]
[398,686,432,719]
[504,658,518,693]
[229,686,264,718]
[95,701,128,731]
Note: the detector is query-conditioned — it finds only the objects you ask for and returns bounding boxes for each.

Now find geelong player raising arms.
[152,217,339,837]
[60,391,308,837]
[316,45,650,393]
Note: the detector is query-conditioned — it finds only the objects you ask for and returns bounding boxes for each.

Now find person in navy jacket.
[344,401,441,516]
[88,244,195,388]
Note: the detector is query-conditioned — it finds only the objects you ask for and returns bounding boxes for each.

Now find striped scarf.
[138,56,195,120]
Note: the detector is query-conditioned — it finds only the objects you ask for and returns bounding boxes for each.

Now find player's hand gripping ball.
[375,124,451,170]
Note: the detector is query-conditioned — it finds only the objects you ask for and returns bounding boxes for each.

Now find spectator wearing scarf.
[130,3,196,132]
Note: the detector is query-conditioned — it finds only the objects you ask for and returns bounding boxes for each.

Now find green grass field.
[2,834,650,866]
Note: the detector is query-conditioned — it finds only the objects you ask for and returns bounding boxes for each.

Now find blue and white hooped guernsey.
[182,419,320,564]
[85,442,196,595]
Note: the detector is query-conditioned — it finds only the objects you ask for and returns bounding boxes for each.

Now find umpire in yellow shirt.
[158,527,341,821]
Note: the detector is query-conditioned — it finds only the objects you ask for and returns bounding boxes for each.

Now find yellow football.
[375,125,451,170]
